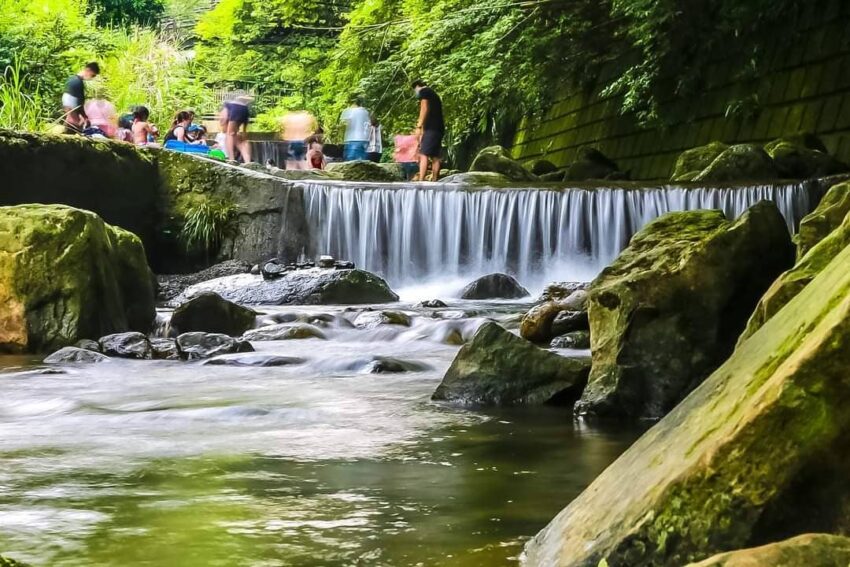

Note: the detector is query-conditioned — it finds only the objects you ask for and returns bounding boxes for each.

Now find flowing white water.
[301,181,815,294]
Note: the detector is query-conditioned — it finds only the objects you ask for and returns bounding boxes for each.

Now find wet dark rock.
[521,290,589,343]
[156,260,252,302]
[242,323,326,341]
[98,332,152,359]
[261,259,289,280]
[530,159,559,176]
[334,260,355,270]
[565,148,622,181]
[470,146,538,181]
[250,264,261,275]
[203,353,305,367]
[550,310,589,336]
[540,282,588,302]
[365,357,430,374]
[170,292,257,337]
[150,338,180,360]
[539,170,566,182]
[44,346,110,364]
[550,330,590,349]
[432,322,590,406]
[75,339,101,352]
[460,273,529,300]
[417,299,448,308]
[354,310,411,329]
[317,255,335,268]
[176,332,254,360]
[178,269,399,306]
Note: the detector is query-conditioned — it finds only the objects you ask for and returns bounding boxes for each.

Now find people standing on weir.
[367,115,383,163]
[339,96,370,161]
[223,94,254,163]
[62,62,100,134]
[280,110,317,170]
[412,79,445,181]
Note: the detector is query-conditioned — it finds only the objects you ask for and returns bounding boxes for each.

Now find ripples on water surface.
[0,302,642,566]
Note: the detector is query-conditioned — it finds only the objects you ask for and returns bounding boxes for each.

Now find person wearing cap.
[223,94,253,163]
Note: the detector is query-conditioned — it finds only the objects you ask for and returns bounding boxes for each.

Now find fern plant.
[179,197,238,258]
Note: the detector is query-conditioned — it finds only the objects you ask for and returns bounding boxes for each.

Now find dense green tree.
[89,0,166,27]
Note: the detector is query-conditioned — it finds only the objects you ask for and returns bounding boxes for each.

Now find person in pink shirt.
[394,133,419,180]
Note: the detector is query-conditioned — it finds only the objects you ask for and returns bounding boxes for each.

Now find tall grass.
[0,58,50,131]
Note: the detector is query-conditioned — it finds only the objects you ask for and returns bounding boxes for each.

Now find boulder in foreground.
[796,180,850,259]
[176,268,398,305]
[170,291,257,337]
[432,322,589,406]
[524,240,850,566]
[460,273,529,300]
[686,534,850,567]
[0,205,155,353]
[576,202,793,419]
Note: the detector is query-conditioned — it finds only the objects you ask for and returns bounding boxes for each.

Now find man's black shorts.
[419,130,443,158]
[225,102,250,126]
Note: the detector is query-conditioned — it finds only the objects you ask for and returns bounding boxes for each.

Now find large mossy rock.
[693,143,779,182]
[740,209,850,342]
[431,322,590,406]
[177,269,398,305]
[576,202,794,419]
[460,273,529,300]
[469,146,538,181]
[565,148,623,181]
[796,180,850,259]
[170,291,257,336]
[524,239,850,566]
[325,160,399,182]
[765,137,848,179]
[670,141,728,182]
[0,205,155,353]
[687,533,850,567]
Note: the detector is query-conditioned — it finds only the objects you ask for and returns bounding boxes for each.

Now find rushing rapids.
[300,180,816,290]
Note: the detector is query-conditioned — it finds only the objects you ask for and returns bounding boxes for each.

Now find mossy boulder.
[460,273,529,299]
[670,141,729,182]
[469,146,538,181]
[170,291,257,336]
[375,162,405,181]
[565,148,623,181]
[0,555,30,567]
[740,208,850,342]
[0,205,156,353]
[524,240,850,566]
[687,534,850,567]
[764,137,848,179]
[325,160,399,182]
[796,180,850,259]
[694,143,779,182]
[576,202,794,419]
[432,322,590,406]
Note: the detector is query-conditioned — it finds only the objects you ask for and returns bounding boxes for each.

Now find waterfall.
[298,181,816,293]
[250,141,288,167]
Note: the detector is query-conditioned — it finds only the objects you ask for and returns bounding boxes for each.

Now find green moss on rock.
[0,204,155,353]
[694,143,779,182]
[470,145,538,181]
[796,180,850,259]
[577,202,794,419]
[524,239,850,567]
[325,160,399,182]
[764,137,848,179]
[686,533,850,567]
[671,141,728,182]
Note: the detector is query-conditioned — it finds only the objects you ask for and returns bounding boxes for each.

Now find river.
[0,300,641,566]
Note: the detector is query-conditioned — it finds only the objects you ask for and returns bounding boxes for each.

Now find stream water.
[0,302,642,566]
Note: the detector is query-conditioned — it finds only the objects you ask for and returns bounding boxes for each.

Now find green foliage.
[180,197,238,255]
[89,0,165,27]
[0,58,50,131]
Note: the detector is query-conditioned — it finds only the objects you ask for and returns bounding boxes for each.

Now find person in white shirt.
[367,114,382,162]
[339,96,370,161]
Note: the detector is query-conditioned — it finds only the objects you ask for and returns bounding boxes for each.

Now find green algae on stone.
[524,239,850,567]
[796,180,850,259]
[686,533,850,567]
[325,160,400,182]
[576,202,794,419]
[0,204,155,353]
[470,145,538,181]
[764,137,848,179]
[694,143,779,182]
[670,141,728,182]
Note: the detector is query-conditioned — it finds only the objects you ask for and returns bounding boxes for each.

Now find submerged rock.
[550,330,590,350]
[0,204,155,353]
[242,323,326,341]
[576,202,794,419]
[364,357,430,374]
[176,332,254,360]
[170,292,257,337]
[156,260,252,302]
[565,148,622,181]
[203,353,304,367]
[44,346,110,364]
[432,322,590,406]
[325,160,399,182]
[98,332,152,360]
[523,240,850,566]
[796,180,850,259]
[687,534,850,567]
[177,269,399,306]
[353,310,411,329]
[765,137,848,179]
[416,299,448,308]
[694,143,779,182]
[469,146,538,181]
[670,141,729,182]
[460,273,529,300]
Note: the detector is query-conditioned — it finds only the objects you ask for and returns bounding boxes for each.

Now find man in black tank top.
[412,80,445,181]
